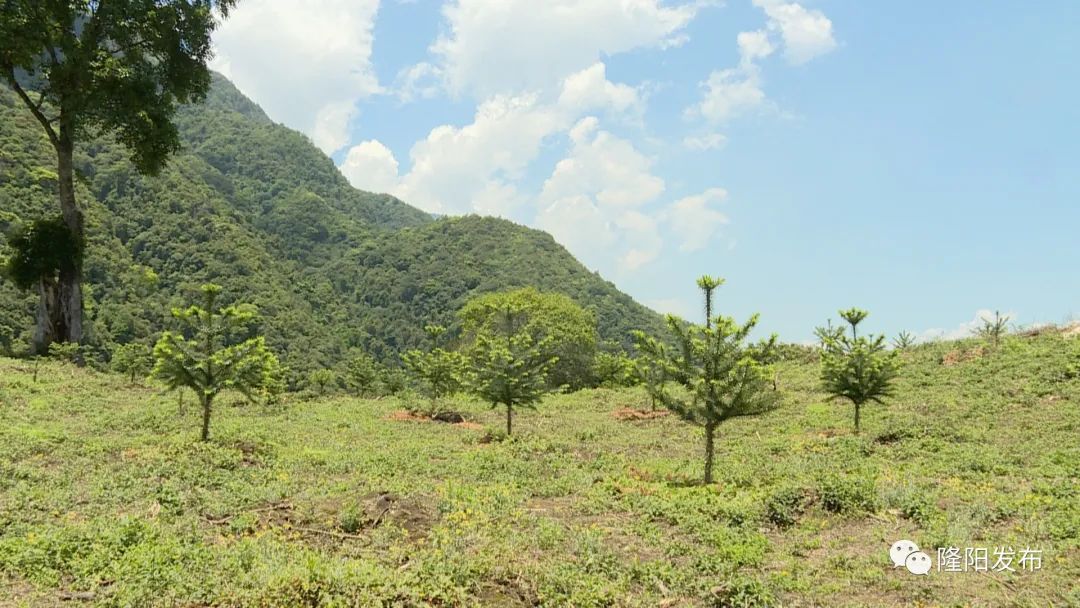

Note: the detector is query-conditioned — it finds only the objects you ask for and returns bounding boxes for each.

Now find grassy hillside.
[0,74,667,377]
[1,331,1076,606]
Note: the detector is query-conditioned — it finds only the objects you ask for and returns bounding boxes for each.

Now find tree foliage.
[0,74,667,376]
[975,311,1010,348]
[3,217,81,290]
[459,288,597,390]
[1,0,240,349]
[464,308,557,435]
[402,324,465,402]
[152,284,281,441]
[111,341,151,383]
[819,309,898,434]
[634,277,780,484]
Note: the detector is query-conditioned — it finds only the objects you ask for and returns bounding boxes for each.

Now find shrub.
[819,474,877,514]
[709,573,776,608]
[765,486,808,528]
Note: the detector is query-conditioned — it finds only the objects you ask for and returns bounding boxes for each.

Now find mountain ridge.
[0,73,668,380]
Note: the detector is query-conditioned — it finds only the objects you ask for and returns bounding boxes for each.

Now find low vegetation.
[1,326,1076,606]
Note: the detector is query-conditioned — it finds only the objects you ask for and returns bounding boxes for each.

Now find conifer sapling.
[465,306,556,435]
[152,284,281,441]
[819,308,898,434]
[636,276,780,484]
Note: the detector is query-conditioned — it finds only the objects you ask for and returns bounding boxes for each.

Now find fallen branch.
[295,526,369,542]
[204,501,293,525]
[58,590,96,601]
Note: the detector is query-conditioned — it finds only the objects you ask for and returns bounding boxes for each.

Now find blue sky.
[210,1,1079,343]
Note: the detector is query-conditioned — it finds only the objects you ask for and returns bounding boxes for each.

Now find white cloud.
[916,309,1017,343]
[394,62,443,102]
[687,66,767,125]
[752,0,836,65]
[685,1,834,133]
[737,29,775,65]
[542,117,664,209]
[535,118,669,272]
[665,188,730,251]
[430,0,698,98]
[558,63,644,122]
[339,63,647,216]
[211,0,382,154]
[683,132,728,150]
[339,140,400,194]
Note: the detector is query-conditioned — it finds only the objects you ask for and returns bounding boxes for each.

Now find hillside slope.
[0,75,667,376]
[0,332,1076,605]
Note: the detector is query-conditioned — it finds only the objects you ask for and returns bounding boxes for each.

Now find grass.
[0,332,1077,606]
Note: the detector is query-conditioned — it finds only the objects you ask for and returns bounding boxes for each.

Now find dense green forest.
[0,74,667,382]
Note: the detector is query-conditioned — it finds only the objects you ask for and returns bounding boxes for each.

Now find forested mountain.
[0,74,667,380]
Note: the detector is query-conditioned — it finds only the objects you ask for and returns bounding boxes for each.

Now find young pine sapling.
[892,331,917,350]
[819,308,899,434]
[638,276,781,484]
[402,324,466,415]
[465,306,556,435]
[631,334,669,411]
[975,311,1011,348]
[343,351,380,397]
[152,284,281,441]
[112,342,153,384]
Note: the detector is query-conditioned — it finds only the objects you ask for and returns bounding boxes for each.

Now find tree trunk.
[32,279,62,355]
[54,134,85,347]
[704,423,715,484]
[200,394,213,441]
[505,404,513,436]
[854,402,861,434]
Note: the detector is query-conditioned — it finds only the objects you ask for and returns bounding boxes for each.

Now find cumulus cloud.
[664,188,730,251]
[429,0,698,98]
[536,118,666,271]
[752,0,837,65]
[916,309,1017,343]
[737,29,775,65]
[211,0,382,154]
[339,140,400,194]
[394,62,443,103]
[542,117,664,209]
[558,63,644,122]
[687,66,768,125]
[340,63,647,215]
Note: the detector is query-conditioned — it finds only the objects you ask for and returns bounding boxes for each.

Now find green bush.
[765,486,808,528]
[709,573,775,608]
[819,474,877,514]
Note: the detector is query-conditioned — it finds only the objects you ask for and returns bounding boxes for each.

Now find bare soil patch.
[612,407,670,421]
[941,345,987,366]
